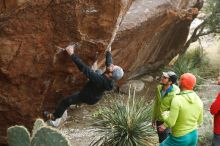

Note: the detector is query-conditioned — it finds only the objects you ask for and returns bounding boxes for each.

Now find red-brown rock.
[0,0,201,144]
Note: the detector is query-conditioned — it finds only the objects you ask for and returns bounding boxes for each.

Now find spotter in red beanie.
[180,73,196,90]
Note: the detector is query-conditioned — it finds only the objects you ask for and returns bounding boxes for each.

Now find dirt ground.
[197,79,220,146]
[59,105,98,146]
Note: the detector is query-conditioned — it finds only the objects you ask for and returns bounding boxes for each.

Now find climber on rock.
[44,44,124,126]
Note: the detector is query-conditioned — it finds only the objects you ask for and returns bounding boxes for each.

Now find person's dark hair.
[169,74,177,84]
[163,71,177,84]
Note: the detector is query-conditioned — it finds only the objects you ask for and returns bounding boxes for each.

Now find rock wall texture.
[0,0,202,144]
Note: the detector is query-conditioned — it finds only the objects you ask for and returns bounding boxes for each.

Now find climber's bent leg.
[53,92,81,119]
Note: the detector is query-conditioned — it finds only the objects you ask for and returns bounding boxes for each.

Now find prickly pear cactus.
[7,119,71,146]
[32,118,45,136]
[30,127,71,146]
[7,125,30,146]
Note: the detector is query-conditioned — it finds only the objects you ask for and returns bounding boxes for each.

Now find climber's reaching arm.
[66,45,103,84]
[105,51,113,68]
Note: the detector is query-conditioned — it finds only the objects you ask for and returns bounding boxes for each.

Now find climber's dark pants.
[53,69,103,119]
[53,92,100,119]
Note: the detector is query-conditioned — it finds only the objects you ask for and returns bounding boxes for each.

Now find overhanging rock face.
[0,0,201,144]
[111,0,201,79]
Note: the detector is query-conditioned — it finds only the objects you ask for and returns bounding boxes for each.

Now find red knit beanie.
[180,73,196,90]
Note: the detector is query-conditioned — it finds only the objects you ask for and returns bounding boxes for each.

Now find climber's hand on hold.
[66,44,75,56]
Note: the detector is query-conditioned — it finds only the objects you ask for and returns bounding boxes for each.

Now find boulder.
[0,0,202,144]
[141,75,154,83]
[120,80,145,93]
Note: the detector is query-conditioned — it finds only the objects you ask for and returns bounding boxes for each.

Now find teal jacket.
[162,90,203,137]
[152,84,180,122]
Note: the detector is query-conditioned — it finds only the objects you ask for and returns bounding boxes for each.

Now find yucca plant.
[90,88,155,146]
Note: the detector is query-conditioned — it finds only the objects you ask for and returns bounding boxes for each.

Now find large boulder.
[0,0,202,144]
[120,80,145,93]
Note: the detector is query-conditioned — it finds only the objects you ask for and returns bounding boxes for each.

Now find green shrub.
[90,89,155,146]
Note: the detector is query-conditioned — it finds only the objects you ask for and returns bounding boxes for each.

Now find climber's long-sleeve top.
[70,51,114,103]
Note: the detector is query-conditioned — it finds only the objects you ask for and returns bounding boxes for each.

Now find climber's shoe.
[47,118,62,127]
[46,110,67,127]
[43,111,55,121]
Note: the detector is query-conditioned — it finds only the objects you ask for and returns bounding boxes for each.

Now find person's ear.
[168,81,172,85]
